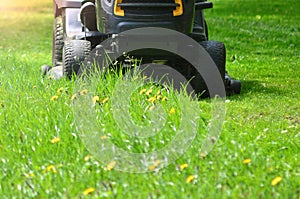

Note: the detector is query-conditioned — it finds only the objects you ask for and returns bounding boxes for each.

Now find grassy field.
[0,0,299,198]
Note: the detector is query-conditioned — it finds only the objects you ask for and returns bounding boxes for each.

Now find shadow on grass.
[233,80,285,97]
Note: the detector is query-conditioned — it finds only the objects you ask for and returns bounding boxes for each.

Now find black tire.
[52,16,64,67]
[199,41,226,80]
[193,41,226,97]
[63,40,91,79]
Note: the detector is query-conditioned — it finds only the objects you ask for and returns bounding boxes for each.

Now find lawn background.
[0,0,299,198]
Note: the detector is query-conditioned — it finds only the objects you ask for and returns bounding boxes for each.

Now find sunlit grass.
[0,0,51,10]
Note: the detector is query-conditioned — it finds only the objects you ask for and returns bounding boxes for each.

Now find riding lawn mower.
[45,0,241,97]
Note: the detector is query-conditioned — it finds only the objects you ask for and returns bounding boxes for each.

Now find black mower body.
[95,0,194,35]
[51,0,241,96]
[53,0,210,42]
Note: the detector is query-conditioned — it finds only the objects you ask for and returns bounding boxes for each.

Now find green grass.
[0,0,299,198]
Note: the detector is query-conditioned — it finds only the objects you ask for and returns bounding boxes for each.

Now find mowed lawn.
[0,0,299,198]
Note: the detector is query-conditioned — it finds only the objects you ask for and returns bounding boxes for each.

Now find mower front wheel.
[63,40,91,79]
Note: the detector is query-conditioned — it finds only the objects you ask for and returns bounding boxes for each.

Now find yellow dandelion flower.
[156,90,161,95]
[71,94,77,100]
[50,95,59,101]
[139,88,147,95]
[271,176,282,186]
[57,87,63,93]
[80,89,88,95]
[51,137,60,144]
[156,95,162,100]
[186,175,195,183]
[200,153,207,158]
[169,107,176,115]
[162,96,168,102]
[44,165,57,174]
[107,160,116,171]
[242,158,251,164]
[24,172,35,179]
[93,96,100,103]
[100,135,107,140]
[148,96,156,103]
[102,97,109,104]
[83,187,95,196]
[154,160,161,167]
[146,89,153,96]
[149,105,155,111]
[149,165,156,172]
[180,163,188,171]
[84,155,92,162]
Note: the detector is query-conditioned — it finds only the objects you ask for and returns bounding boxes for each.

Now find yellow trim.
[173,0,183,16]
[114,0,124,16]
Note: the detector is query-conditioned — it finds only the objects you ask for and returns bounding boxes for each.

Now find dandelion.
[242,158,251,164]
[139,88,147,95]
[84,155,92,162]
[180,163,188,171]
[271,176,282,186]
[107,160,116,171]
[149,160,161,171]
[156,95,162,100]
[100,135,107,140]
[83,187,95,196]
[93,96,100,103]
[156,90,161,95]
[169,107,176,115]
[44,165,57,174]
[101,97,109,104]
[162,97,168,102]
[51,137,60,144]
[80,89,88,95]
[71,94,77,100]
[154,160,161,167]
[24,172,35,179]
[146,89,153,96]
[186,175,195,183]
[50,95,59,101]
[148,105,155,111]
[200,153,207,158]
[148,97,156,103]
[149,165,156,172]
[57,87,63,93]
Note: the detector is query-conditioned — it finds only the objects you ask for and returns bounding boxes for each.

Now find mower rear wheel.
[63,40,91,79]
[52,16,64,67]
[199,41,226,79]
[195,41,226,97]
